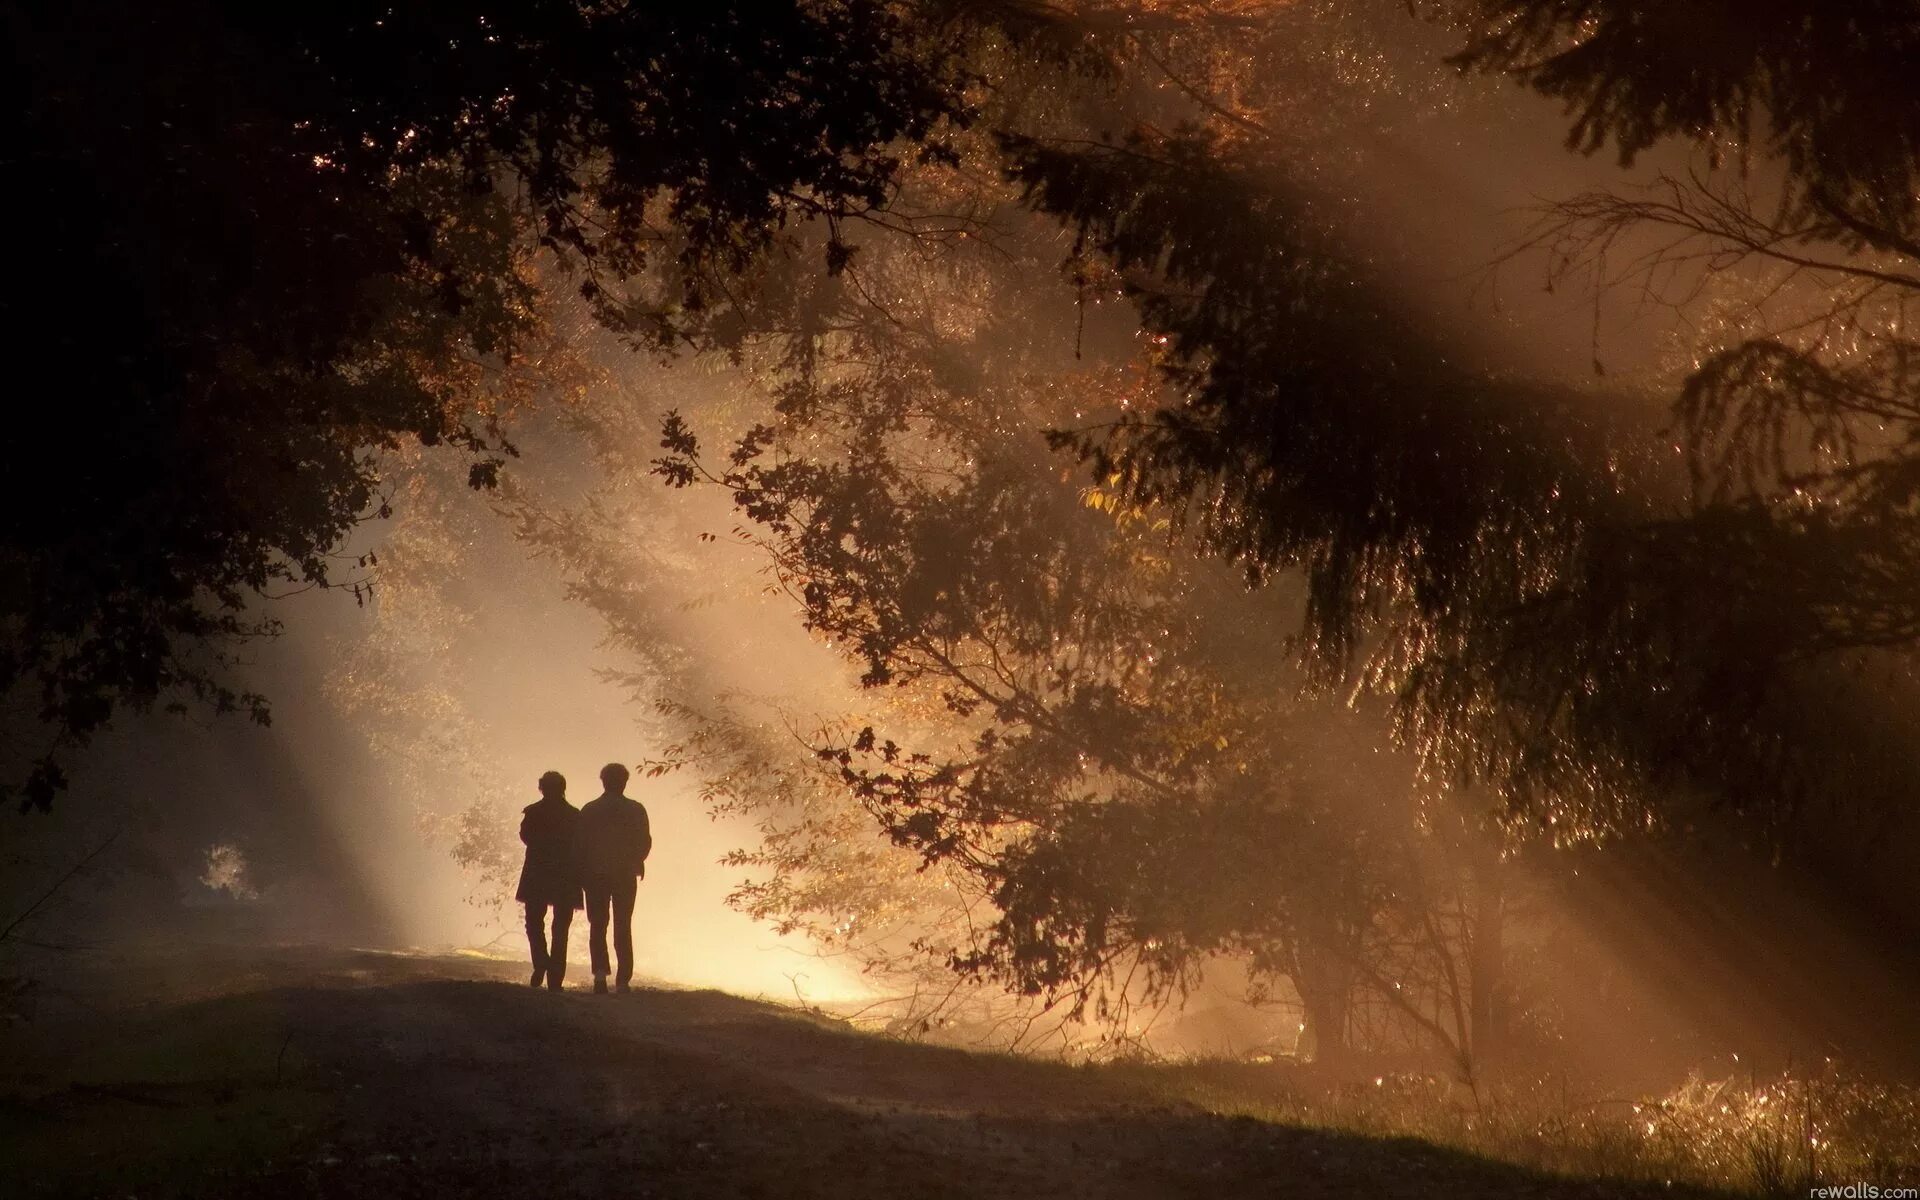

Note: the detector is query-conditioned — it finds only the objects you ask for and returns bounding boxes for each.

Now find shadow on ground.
[0,947,1721,1198]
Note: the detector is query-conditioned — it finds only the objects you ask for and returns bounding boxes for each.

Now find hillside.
[0,946,1736,1199]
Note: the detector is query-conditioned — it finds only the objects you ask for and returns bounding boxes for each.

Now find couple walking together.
[515,762,652,994]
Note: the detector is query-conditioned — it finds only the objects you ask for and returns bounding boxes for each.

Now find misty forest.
[5,2,1920,1197]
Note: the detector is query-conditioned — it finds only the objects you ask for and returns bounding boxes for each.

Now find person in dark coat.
[516,770,583,990]
[578,762,651,994]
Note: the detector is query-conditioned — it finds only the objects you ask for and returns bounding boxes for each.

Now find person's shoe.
[547,977,565,992]
[615,981,630,994]
[593,976,609,995]
[529,968,545,989]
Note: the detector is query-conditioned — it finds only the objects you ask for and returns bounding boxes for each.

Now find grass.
[3,946,1914,1198]
[1099,1057,1920,1197]
[0,990,334,1196]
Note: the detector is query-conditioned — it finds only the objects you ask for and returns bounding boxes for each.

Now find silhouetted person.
[517,770,583,991]
[579,762,651,994]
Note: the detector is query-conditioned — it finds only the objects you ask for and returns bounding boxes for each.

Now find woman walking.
[517,770,584,990]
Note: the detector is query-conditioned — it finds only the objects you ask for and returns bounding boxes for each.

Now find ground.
[0,947,1722,1198]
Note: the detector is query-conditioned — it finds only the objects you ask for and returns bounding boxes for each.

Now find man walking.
[578,762,651,994]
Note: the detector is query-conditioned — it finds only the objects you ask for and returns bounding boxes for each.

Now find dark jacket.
[577,793,651,887]
[515,796,584,909]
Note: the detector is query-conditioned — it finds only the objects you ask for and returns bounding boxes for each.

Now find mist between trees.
[9,0,1920,1089]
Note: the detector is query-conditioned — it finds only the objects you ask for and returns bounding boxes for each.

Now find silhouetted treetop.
[1448,2,1920,681]
[3,0,970,808]
[1449,1,1920,251]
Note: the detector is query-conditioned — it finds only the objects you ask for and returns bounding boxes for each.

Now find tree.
[1005,129,1724,831]
[631,104,1534,1060]
[1448,0,1920,670]
[3,0,969,809]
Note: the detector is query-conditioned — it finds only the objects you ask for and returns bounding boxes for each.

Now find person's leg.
[524,902,548,988]
[547,905,572,990]
[612,876,638,989]
[585,886,612,991]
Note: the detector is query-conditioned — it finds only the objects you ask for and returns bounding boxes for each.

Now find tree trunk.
[1295,948,1354,1069]
[1467,855,1506,1071]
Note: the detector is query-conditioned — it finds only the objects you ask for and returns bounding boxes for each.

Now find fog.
[7,6,1914,1062]
[7,4,1920,1195]
[3,430,883,1004]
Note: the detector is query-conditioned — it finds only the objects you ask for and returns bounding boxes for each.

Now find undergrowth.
[1103,1059,1920,1197]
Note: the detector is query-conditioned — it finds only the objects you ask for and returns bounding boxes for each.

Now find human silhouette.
[516,771,583,991]
[578,762,651,994]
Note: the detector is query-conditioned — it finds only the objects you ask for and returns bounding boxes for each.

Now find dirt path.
[0,948,1718,1198]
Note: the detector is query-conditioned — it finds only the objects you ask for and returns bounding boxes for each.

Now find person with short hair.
[578,762,651,994]
[516,770,583,990]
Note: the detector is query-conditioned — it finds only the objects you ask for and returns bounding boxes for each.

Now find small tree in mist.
[657,370,1533,1069]
[630,54,1543,1057]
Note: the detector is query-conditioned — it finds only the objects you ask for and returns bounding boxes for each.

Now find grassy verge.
[1097,1058,1920,1197]
[0,991,335,1197]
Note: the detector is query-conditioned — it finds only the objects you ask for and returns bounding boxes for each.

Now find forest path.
[0,946,1712,1198]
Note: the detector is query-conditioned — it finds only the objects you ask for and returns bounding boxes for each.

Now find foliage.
[642,109,1534,1061]
[1450,1,1920,674]
[3,0,971,809]
[1002,126,1849,846]
[1448,0,1920,241]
